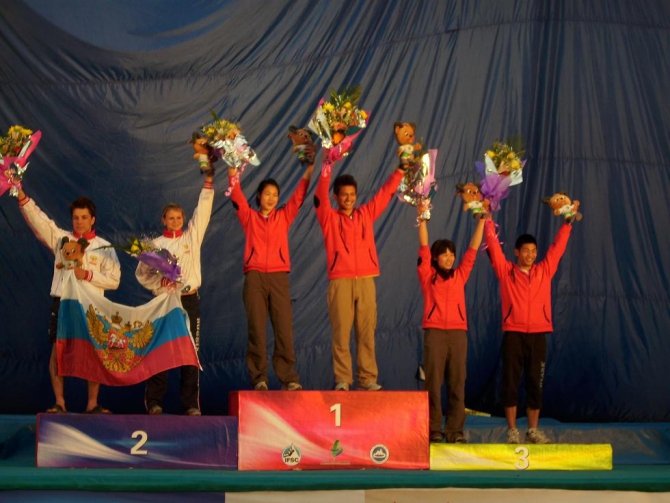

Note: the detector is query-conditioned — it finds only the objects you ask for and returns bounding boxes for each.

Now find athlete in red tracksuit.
[484,218,572,444]
[418,208,485,443]
[229,156,314,391]
[314,165,404,391]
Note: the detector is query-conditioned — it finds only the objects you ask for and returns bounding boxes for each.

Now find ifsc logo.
[282,444,302,466]
[369,444,389,464]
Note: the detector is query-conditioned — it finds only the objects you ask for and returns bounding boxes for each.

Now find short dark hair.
[255,178,280,207]
[430,239,456,261]
[515,233,537,250]
[69,197,96,221]
[333,174,357,195]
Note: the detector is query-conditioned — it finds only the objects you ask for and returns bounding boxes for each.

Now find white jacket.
[20,197,120,297]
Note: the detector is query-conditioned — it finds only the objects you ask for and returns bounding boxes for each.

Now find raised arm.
[418,204,429,247]
[284,158,315,222]
[468,217,486,250]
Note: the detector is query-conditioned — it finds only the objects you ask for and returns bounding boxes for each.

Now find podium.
[430,443,613,470]
[36,413,238,469]
[231,390,429,470]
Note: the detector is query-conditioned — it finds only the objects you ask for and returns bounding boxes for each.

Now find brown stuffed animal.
[56,236,89,270]
[287,126,316,164]
[394,122,422,166]
[542,192,583,222]
[188,132,217,176]
[456,182,490,218]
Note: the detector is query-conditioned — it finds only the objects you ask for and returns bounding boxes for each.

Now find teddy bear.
[542,192,583,223]
[394,122,422,166]
[188,132,217,176]
[56,236,89,270]
[456,182,490,218]
[287,125,316,164]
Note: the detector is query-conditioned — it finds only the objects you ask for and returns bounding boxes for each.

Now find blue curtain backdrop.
[0,1,668,421]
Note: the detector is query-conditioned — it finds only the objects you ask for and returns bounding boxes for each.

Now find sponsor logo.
[282,444,301,466]
[330,439,343,458]
[370,444,389,464]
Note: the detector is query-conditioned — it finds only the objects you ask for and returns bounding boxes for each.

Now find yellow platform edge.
[430,443,613,471]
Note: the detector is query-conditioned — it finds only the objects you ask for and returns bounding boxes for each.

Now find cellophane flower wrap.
[308,85,369,175]
[0,125,41,197]
[397,148,438,222]
[474,138,526,211]
[200,111,260,195]
[101,237,182,283]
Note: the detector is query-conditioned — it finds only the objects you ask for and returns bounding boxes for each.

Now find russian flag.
[57,272,200,386]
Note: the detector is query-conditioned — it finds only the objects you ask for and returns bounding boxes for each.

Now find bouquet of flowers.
[308,85,369,170]
[100,237,182,283]
[474,138,526,211]
[0,125,41,197]
[200,111,260,195]
[397,149,438,223]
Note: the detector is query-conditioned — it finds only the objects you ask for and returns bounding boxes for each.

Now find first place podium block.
[37,413,238,469]
[231,390,429,471]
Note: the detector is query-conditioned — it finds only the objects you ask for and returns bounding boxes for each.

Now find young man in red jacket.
[484,217,573,444]
[314,165,405,391]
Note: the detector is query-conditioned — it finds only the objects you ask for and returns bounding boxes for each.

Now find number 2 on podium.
[131,430,148,455]
[330,403,341,427]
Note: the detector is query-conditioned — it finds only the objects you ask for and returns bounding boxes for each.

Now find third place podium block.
[231,390,429,471]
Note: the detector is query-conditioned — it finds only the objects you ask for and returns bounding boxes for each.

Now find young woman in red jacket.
[229,146,316,391]
[417,206,485,443]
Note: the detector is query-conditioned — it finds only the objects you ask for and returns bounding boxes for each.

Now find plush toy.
[456,182,490,218]
[394,122,422,166]
[56,236,89,270]
[287,125,316,164]
[188,132,217,176]
[542,192,583,222]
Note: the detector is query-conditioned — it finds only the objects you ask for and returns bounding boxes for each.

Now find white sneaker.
[526,428,551,444]
[282,382,302,391]
[334,382,350,391]
[507,427,521,444]
[254,381,268,391]
[359,382,382,391]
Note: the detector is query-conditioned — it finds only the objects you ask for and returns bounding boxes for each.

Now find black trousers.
[501,331,547,409]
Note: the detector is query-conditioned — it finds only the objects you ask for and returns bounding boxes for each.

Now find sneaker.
[281,382,303,391]
[254,381,268,391]
[453,434,468,444]
[185,408,201,416]
[334,382,350,391]
[507,427,521,444]
[359,382,382,391]
[526,428,551,444]
[430,431,445,443]
[148,405,162,415]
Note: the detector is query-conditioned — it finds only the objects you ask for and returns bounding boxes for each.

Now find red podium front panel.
[234,391,429,471]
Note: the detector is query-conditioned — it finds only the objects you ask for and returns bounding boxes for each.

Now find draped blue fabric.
[1,1,668,420]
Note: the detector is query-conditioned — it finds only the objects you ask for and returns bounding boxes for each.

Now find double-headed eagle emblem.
[86,306,154,373]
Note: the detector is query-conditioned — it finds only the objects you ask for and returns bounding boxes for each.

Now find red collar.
[163,229,183,238]
[73,230,96,240]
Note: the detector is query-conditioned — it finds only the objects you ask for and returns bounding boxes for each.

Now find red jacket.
[230,177,308,274]
[418,245,477,331]
[314,169,403,280]
[485,219,572,333]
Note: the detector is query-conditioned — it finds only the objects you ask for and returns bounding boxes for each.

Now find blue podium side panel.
[36,414,238,469]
